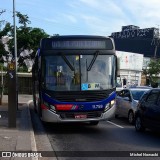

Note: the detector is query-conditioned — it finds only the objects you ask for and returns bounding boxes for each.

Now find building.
[111,25,160,58]
[111,25,160,86]
[116,51,144,86]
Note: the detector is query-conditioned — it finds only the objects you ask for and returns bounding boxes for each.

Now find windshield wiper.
[61,53,75,71]
[87,51,99,71]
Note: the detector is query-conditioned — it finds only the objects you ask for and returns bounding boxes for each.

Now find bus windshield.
[42,54,116,91]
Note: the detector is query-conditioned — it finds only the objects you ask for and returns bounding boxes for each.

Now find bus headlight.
[44,101,49,107]
[50,105,56,112]
[104,100,115,112]
[43,101,56,112]
[104,103,110,112]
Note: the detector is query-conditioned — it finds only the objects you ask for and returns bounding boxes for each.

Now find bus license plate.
[75,114,87,119]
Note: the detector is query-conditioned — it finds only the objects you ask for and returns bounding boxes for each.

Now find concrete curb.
[27,100,37,152]
[15,102,38,160]
[16,104,37,151]
[29,100,58,160]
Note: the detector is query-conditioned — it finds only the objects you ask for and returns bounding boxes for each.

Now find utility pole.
[8,0,17,128]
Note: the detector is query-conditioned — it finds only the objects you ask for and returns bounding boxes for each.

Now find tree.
[143,58,160,87]
[0,10,50,104]
[0,10,50,70]
[6,12,49,69]
[0,10,11,59]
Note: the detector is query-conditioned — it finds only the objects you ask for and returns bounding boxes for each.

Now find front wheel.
[128,111,134,124]
[135,116,145,132]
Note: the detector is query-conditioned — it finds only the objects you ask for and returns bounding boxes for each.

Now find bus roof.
[44,35,111,40]
[40,35,115,50]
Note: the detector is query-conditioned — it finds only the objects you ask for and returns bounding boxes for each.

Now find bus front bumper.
[41,104,116,123]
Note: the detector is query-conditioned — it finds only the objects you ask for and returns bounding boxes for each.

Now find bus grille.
[45,89,114,102]
[58,111,103,119]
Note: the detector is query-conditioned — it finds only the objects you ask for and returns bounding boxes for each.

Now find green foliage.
[29,28,49,51]
[0,22,12,37]
[7,12,49,58]
[143,58,160,86]
[17,66,28,72]
[16,12,31,27]
[0,9,49,69]
[0,43,8,59]
[0,63,7,71]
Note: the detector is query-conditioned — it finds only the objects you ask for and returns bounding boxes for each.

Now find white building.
[116,51,144,86]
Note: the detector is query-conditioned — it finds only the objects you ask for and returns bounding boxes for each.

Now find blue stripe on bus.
[41,91,116,111]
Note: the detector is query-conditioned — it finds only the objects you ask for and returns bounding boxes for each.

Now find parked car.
[131,86,152,89]
[135,88,160,132]
[115,88,151,124]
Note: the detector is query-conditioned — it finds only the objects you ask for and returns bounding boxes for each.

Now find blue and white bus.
[32,35,118,125]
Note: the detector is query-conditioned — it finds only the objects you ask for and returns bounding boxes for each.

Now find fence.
[0,72,33,94]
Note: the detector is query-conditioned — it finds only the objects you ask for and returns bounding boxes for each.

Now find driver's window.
[124,90,130,98]
[118,90,125,97]
[146,91,159,105]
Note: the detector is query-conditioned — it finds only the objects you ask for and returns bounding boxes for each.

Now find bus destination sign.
[52,40,108,49]
[42,39,113,50]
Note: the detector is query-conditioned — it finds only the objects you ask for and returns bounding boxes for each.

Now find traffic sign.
[8,62,15,71]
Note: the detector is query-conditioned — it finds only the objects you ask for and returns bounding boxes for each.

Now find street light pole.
[13,0,18,107]
[8,0,17,128]
[13,0,17,63]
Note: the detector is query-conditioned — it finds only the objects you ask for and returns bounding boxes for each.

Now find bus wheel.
[90,121,99,125]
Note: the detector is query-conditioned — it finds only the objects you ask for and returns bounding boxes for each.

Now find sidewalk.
[0,94,37,160]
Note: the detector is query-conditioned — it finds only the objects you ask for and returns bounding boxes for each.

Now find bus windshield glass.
[42,54,116,91]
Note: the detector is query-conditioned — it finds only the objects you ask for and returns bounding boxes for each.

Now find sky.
[1,0,160,36]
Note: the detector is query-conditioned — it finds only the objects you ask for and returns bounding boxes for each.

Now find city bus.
[32,35,118,125]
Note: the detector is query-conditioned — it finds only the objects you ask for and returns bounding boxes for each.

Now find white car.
[115,88,151,124]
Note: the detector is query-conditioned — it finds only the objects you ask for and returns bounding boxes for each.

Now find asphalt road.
[30,102,160,160]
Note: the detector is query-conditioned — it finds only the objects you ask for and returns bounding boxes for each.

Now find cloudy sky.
[1,0,160,36]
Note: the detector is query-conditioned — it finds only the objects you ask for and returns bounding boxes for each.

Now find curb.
[29,100,58,160]
[15,102,38,160]
[27,100,37,152]
[16,104,37,151]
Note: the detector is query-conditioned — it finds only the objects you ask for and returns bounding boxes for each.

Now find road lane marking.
[107,120,124,128]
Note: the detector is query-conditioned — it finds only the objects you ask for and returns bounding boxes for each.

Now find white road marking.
[107,120,124,128]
